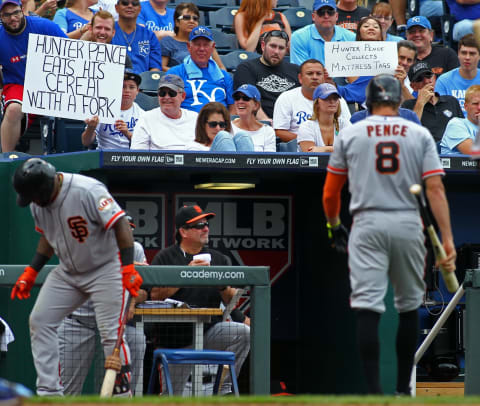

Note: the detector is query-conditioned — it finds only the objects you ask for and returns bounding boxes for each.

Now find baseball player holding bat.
[10,158,143,396]
[322,75,457,395]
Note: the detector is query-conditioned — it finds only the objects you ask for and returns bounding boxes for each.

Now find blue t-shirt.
[446,0,480,21]
[440,117,478,154]
[53,8,96,33]
[290,24,356,66]
[0,16,67,85]
[168,61,234,112]
[112,23,162,73]
[435,68,480,117]
[350,108,421,124]
[386,33,403,42]
[138,1,174,32]
[337,76,372,104]
[160,36,189,67]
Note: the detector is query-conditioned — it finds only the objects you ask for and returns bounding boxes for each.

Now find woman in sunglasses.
[234,0,292,53]
[53,0,98,39]
[298,83,350,152]
[160,2,225,71]
[231,84,276,152]
[189,102,254,151]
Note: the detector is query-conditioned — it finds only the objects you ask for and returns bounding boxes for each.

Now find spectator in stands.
[233,30,299,121]
[112,0,162,73]
[82,69,144,149]
[388,0,406,37]
[160,3,225,72]
[336,16,383,105]
[435,34,480,117]
[150,205,250,395]
[234,0,291,53]
[447,0,480,42]
[131,74,197,149]
[231,85,276,152]
[406,16,459,76]
[273,59,351,142]
[137,0,174,41]
[336,0,369,33]
[53,0,97,39]
[298,83,351,152]
[402,62,463,142]
[0,0,67,153]
[188,102,254,151]
[31,0,58,19]
[395,40,417,101]
[290,0,356,66]
[440,84,480,154]
[168,26,234,113]
[370,2,403,41]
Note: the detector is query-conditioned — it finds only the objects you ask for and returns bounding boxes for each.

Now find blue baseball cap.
[234,84,261,101]
[313,0,336,12]
[0,0,21,10]
[313,83,340,100]
[189,26,214,42]
[407,16,431,30]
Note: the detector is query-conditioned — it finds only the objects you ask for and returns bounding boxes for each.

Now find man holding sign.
[0,0,67,153]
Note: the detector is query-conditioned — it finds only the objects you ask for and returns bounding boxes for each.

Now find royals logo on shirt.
[138,41,150,57]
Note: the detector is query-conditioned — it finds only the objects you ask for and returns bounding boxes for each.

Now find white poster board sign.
[23,34,127,123]
[324,41,398,77]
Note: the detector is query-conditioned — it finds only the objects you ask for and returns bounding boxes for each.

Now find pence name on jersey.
[31,173,125,272]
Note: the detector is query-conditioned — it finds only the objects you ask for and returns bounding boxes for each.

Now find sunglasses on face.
[316,8,336,17]
[0,8,22,19]
[263,29,289,41]
[178,14,199,21]
[207,121,227,129]
[158,88,178,97]
[414,71,434,82]
[233,93,252,102]
[184,222,209,230]
[119,0,140,6]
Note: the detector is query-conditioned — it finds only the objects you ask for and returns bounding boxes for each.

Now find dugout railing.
[0,264,270,396]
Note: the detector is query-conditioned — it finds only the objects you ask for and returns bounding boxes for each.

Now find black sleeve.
[401,99,415,110]
[233,61,256,89]
[453,98,464,118]
[446,48,460,71]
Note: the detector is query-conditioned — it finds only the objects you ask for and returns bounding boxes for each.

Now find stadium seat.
[40,117,86,154]
[211,28,239,54]
[147,349,239,396]
[195,0,236,12]
[140,71,166,97]
[220,50,260,72]
[282,7,312,31]
[440,0,455,48]
[274,0,299,10]
[277,138,298,152]
[208,6,239,33]
[135,92,159,111]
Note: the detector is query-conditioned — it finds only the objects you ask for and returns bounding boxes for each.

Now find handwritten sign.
[324,41,398,77]
[23,34,127,123]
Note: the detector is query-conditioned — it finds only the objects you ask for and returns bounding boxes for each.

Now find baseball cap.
[124,68,141,86]
[313,83,340,100]
[407,16,431,30]
[0,0,21,11]
[313,0,336,12]
[189,26,214,42]
[233,84,261,101]
[408,61,433,82]
[176,205,215,229]
[158,74,184,92]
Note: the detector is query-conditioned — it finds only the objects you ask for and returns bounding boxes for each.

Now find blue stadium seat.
[208,6,239,33]
[220,50,260,72]
[195,0,236,12]
[277,138,298,152]
[40,117,86,154]
[140,71,165,97]
[274,0,299,10]
[211,28,239,54]
[282,7,312,31]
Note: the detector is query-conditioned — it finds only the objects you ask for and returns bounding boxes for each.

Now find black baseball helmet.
[12,158,56,207]
[366,74,402,111]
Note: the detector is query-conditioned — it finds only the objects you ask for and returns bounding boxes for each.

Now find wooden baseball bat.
[100,294,132,398]
[409,184,459,293]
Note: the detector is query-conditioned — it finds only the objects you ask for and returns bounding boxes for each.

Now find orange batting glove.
[121,264,143,297]
[11,266,38,300]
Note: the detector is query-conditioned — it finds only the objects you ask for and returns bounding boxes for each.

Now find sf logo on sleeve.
[68,216,89,243]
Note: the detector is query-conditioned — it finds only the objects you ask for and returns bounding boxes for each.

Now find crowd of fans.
[1,0,480,155]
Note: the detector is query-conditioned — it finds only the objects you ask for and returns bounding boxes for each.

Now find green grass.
[22,395,480,404]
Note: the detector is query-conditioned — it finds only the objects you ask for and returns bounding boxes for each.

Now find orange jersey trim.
[35,226,44,234]
[323,172,347,219]
[327,164,348,175]
[105,210,125,230]
[422,168,445,178]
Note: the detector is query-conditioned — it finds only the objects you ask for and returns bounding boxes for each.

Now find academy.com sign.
[180,269,246,280]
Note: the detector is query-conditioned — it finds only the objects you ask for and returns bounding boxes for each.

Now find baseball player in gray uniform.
[322,75,457,395]
[10,158,143,396]
[58,215,148,396]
